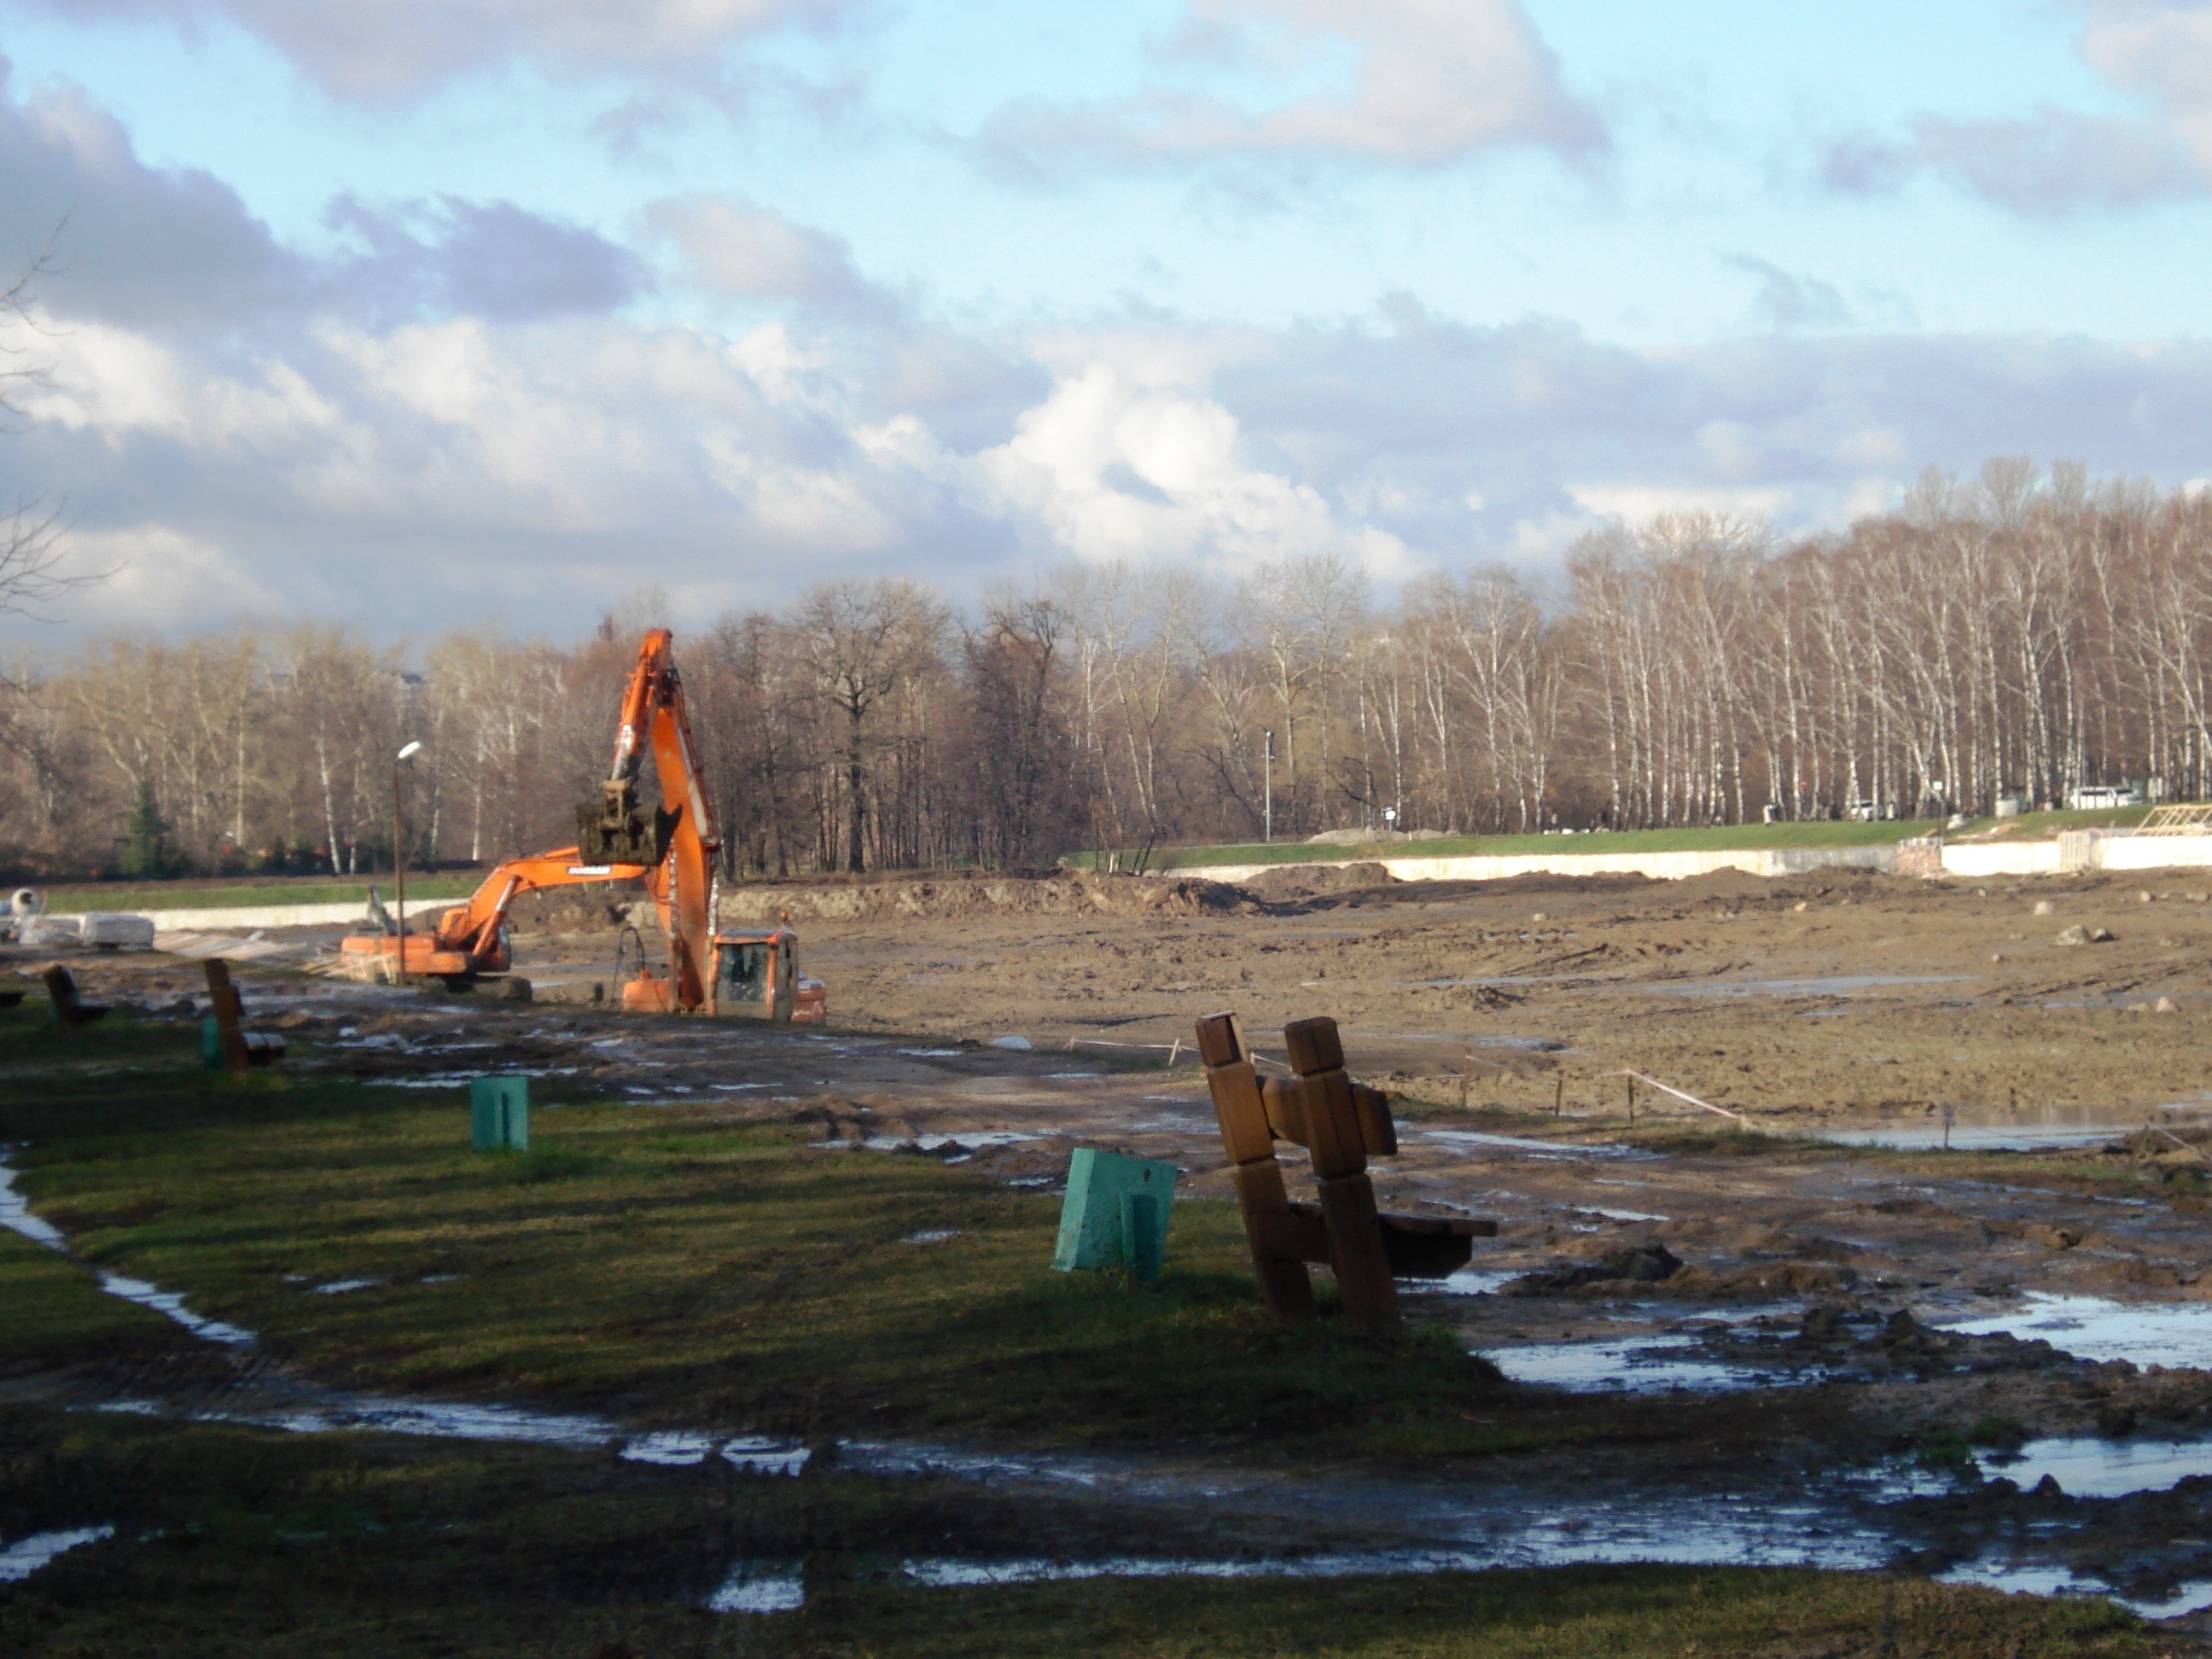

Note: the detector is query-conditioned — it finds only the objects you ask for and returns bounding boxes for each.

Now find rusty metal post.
[1284,1015,1399,1334]
[1196,1011,1315,1324]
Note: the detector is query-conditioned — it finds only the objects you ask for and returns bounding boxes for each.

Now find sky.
[3,0,2212,638]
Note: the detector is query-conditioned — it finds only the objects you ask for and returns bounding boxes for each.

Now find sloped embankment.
[719,871,1255,923]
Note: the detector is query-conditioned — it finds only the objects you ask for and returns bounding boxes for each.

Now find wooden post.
[1459,1045,1470,1111]
[204,959,252,1074]
[1626,1074,1635,1123]
[1196,1012,1316,1324]
[1284,1015,1399,1334]
[1554,1075,1563,1117]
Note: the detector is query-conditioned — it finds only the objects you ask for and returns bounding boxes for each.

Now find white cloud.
[981,0,1600,176]
[973,359,1413,579]
[1824,3,2212,212]
[646,195,885,315]
[34,0,853,102]
[1569,482,1796,525]
[48,526,286,624]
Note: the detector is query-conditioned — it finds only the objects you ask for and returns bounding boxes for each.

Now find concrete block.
[470,1075,529,1152]
[81,913,156,949]
[1052,1147,1176,1278]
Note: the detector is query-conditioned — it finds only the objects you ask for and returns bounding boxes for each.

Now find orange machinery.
[339,629,824,1022]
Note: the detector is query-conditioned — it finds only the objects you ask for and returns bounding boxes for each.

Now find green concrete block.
[1053,1147,1176,1278]
[201,1016,223,1070]
[470,1075,529,1152]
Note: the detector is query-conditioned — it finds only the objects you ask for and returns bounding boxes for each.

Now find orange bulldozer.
[339,629,825,1023]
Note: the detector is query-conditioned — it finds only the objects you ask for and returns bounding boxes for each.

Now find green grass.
[1080,819,1946,872]
[0,1010,2168,1655]
[1077,806,2174,873]
[0,1406,2155,1659]
[37,876,481,912]
[0,1008,1518,1454]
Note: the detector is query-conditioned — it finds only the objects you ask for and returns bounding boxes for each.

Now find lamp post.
[1263,730,1273,844]
[393,741,422,983]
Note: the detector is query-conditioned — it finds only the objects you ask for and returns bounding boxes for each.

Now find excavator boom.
[337,629,820,1023]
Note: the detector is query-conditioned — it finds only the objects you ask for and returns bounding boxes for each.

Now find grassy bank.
[0,1405,2156,1659]
[0,1005,1511,1454]
[35,875,480,912]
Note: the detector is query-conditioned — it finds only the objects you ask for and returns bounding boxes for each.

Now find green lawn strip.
[1072,806,2168,872]
[0,1033,1525,1453]
[1074,819,1944,872]
[37,877,480,913]
[807,1569,2151,1659]
[0,1407,2152,1659]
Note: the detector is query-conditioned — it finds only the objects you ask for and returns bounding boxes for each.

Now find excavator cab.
[714,929,796,1022]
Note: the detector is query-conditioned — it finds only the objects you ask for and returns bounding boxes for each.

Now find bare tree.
[793,578,946,873]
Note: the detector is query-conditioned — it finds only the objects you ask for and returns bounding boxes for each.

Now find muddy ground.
[22,861,2212,1624]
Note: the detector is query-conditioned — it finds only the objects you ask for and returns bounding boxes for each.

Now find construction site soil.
[21,863,2212,1633]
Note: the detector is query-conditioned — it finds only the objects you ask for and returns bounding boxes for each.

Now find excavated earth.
[26,861,2212,1627]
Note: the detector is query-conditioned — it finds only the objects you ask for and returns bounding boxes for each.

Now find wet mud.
[20,864,2212,1627]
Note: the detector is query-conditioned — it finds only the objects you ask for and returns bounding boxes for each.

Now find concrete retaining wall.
[1932,832,2212,878]
[48,898,457,932]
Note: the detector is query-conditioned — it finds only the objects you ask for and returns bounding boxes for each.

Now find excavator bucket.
[576,783,677,868]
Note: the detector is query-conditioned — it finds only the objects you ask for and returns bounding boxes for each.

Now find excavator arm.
[577,629,721,1011]
[339,849,651,981]
[341,627,771,1017]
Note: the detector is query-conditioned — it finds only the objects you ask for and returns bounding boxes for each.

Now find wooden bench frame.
[204,959,284,1072]
[1196,1010,1495,1333]
[41,965,108,1030]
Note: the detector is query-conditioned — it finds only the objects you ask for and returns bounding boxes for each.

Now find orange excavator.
[339,629,824,1022]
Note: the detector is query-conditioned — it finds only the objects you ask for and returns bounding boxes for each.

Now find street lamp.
[393,741,422,983]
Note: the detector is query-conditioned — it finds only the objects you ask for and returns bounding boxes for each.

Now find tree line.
[4,458,2209,884]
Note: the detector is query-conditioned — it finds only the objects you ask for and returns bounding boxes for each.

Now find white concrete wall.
[50,898,462,932]
[2098,835,2212,871]
[1938,842,2064,877]
[1935,833,2212,877]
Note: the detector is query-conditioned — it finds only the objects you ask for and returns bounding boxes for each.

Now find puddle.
[364,1066,581,1089]
[0,1151,67,1249]
[1941,1293,2212,1371]
[898,1049,962,1057]
[1653,975,1967,998]
[901,1229,963,1245]
[1577,1206,1670,1223]
[1936,1558,2212,1619]
[311,1278,380,1295]
[621,1432,717,1465]
[1418,1130,1655,1161]
[0,1526,114,1582]
[1980,1435,2212,1498]
[707,1561,806,1614]
[864,1132,1045,1154]
[1423,1269,1522,1297]
[900,1493,1895,1585]
[95,1273,255,1346]
[1818,1104,2212,1153]
[1480,1336,1792,1394]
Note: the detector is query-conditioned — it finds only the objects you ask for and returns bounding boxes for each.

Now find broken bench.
[1196,1010,1495,1333]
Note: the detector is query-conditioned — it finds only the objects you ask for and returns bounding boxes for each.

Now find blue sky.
[2,0,2209,637]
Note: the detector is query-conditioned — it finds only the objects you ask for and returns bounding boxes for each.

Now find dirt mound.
[721,871,1256,923]
[1240,861,1396,900]
[506,887,638,934]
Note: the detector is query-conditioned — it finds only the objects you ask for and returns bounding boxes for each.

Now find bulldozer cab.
[713,928,796,1022]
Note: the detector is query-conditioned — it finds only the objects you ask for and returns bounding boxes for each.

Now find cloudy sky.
[3,0,2211,638]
